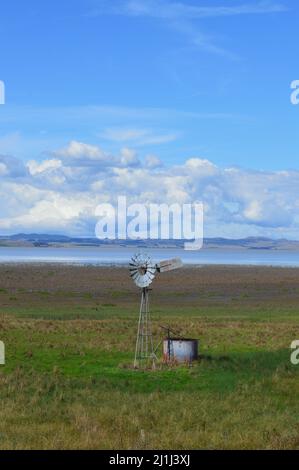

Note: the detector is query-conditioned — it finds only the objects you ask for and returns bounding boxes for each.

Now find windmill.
[129,252,183,368]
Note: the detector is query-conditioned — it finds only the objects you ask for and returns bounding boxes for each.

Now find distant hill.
[1,234,299,250]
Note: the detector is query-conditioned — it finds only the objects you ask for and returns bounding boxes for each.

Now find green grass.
[0,307,298,449]
[0,264,299,449]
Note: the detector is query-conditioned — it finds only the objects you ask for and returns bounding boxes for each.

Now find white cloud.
[137,133,178,146]
[27,159,62,175]
[0,162,8,176]
[1,143,299,238]
[119,147,140,167]
[0,154,28,177]
[100,128,149,142]
[100,127,178,146]
[53,140,114,167]
[120,0,286,19]
[145,154,163,169]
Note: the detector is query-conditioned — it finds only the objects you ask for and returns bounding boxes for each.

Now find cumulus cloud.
[0,154,28,178]
[145,154,163,169]
[51,140,141,170]
[0,162,7,176]
[53,140,117,168]
[119,147,140,167]
[27,159,62,175]
[1,141,299,238]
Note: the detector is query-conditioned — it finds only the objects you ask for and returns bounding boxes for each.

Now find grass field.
[0,264,298,449]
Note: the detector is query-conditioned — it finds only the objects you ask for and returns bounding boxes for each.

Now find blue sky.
[0,0,298,238]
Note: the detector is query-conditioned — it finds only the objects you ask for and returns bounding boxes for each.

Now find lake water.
[1,246,299,267]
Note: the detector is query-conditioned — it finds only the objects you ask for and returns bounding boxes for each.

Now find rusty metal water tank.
[163,338,198,363]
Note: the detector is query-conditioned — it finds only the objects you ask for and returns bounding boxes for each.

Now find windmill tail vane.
[129,252,183,368]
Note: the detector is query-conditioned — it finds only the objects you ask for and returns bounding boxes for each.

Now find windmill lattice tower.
[129,253,182,368]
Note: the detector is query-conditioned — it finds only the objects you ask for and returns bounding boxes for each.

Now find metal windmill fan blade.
[129,252,156,288]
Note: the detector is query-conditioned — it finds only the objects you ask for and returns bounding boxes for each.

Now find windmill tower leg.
[134,288,156,368]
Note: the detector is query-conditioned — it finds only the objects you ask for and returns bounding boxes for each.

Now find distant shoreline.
[2,235,299,251]
[0,262,299,271]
